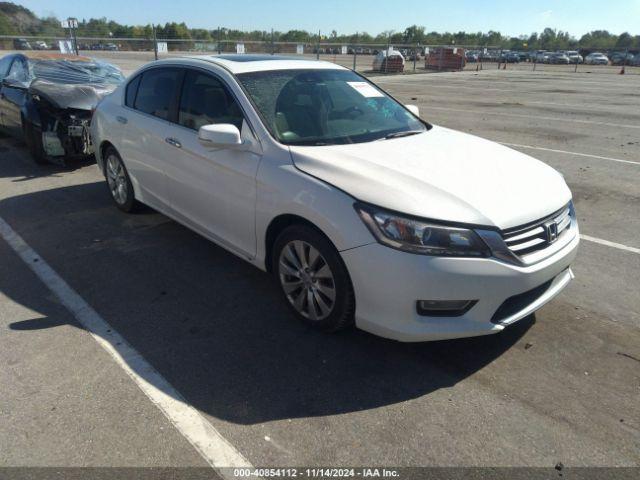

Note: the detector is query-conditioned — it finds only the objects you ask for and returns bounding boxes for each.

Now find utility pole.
[353,32,358,70]
[217,27,221,54]
[68,17,79,55]
[385,33,390,74]
[271,28,274,55]
[153,25,158,61]
[316,30,320,60]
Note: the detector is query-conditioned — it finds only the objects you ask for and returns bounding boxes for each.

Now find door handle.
[165,137,182,148]
[116,115,128,124]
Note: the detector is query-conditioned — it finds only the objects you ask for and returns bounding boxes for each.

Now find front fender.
[255,162,374,271]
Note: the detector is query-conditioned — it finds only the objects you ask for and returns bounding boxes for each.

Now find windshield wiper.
[383,130,424,140]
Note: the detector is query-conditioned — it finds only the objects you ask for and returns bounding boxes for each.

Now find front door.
[163,69,262,258]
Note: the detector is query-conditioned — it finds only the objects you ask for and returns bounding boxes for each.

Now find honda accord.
[91,55,579,341]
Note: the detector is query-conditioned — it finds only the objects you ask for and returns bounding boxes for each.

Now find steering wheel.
[343,105,364,118]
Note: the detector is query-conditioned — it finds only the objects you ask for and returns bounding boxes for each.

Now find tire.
[24,121,48,165]
[272,224,355,332]
[103,146,137,213]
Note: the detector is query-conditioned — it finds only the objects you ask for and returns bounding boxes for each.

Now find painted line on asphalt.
[0,215,252,477]
[500,142,640,166]
[580,234,640,255]
[425,105,640,130]
[375,71,640,89]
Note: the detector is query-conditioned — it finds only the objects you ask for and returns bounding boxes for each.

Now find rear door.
[117,67,182,210]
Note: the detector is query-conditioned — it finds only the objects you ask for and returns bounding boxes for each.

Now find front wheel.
[273,225,355,332]
[104,147,137,212]
[24,121,48,165]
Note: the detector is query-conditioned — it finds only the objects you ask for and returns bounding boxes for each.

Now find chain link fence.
[1,34,639,76]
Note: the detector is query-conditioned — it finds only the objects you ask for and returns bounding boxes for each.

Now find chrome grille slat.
[504,226,544,244]
[510,237,547,252]
[500,204,572,259]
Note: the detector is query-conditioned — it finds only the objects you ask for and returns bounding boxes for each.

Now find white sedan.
[91,55,579,342]
[585,53,610,65]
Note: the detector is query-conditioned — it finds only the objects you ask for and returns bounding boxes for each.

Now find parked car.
[91,55,579,342]
[32,40,48,50]
[104,43,119,51]
[12,38,32,50]
[0,52,125,165]
[407,51,421,61]
[565,51,583,64]
[549,53,570,64]
[584,52,609,65]
[610,52,634,65]
[504,52,520,63]
[465,51,478,63]
[372,49,405,72]
[537,51,552,63]
[630,54,640,66]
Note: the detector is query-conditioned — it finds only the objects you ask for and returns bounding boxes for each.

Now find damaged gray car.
[0,52,124,165]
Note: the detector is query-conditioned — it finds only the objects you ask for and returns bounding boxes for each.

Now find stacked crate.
[425,48,466,71]
[375,55,404,73]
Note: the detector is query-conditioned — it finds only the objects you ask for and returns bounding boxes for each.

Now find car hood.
[29,79,117,110]
[289,125,571,229]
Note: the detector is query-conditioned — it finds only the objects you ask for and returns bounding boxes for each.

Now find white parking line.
[500,142,640,166]
[580,235,640,255]
[425,105,640,130]
[375,79,640,96]
[0,215,251,477]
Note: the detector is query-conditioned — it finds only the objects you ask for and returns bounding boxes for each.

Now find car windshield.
[236,69,427,146]
[29,58,125,85]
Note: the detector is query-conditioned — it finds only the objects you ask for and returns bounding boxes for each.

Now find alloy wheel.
[106,155,128,205]
[278,240,336,321]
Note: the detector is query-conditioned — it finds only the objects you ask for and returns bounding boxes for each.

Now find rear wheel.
[104,147,137,212]
[273,225,355,332]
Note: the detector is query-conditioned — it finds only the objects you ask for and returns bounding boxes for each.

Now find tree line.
[1,2,638,50]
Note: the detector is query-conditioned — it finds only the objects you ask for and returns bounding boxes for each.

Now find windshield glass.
[29,58,125,85]
[236,69,426,146]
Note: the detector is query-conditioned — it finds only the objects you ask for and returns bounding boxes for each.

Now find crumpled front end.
[29,80,117,164]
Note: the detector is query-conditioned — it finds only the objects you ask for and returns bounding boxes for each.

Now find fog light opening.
[416,299,477,317]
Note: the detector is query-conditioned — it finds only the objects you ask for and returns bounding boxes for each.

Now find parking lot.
[65,49,640,76]
[1,58,639,474]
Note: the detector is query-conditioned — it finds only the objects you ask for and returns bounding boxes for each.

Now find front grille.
[500,204,572,258]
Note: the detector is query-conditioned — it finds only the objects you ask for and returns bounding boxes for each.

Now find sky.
[17,0,640,37]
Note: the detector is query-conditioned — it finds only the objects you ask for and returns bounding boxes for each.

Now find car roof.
[20,52,93,62]
[176,54,348,74]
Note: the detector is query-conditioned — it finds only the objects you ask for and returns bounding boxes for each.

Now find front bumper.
[340,230,579,342]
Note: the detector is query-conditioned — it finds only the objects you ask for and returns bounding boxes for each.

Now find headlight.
[355,203,491,257]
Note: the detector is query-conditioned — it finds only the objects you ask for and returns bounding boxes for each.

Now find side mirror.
[405,104,420,117]
[198,124,242,147]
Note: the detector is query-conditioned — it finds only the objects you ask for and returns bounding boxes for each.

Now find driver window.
[0,56,13,78]
[6,59,28,82]
[178,71,244,132]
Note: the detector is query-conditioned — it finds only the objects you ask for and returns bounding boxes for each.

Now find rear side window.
[134,68,180,120]
[178,70,244,131]
[0,56,13,78]
[125,74,141,108]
